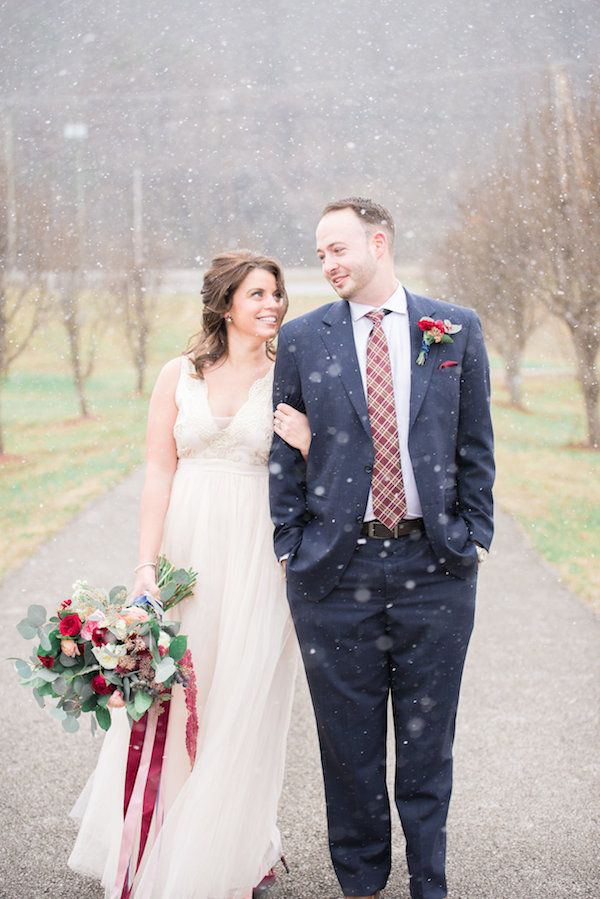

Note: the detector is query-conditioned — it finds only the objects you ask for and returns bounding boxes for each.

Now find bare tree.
[520,75,600,448]
[0,166,47,455]
[435,158,539,409]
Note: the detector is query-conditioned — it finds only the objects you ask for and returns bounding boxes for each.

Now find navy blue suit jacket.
[269,291,495,603]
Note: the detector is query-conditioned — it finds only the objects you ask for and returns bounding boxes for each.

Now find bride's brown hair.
[186,250,289,377]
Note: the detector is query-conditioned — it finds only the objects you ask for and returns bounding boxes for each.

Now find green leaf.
[59,653,78,668]
[32,688,45,708]
[109,586,127,604]
[27,604,47,627]
[49,706,67,721]
[13,659,31,679]
[62,716,80,733]
[168,635,188,662]
[159,582,178,603]
[17,620,37,640]
[81,696,98,713]
[52,676,68,695]
[154,656,177,684]
[37,681,56,697]
[134,690,154,716]
[126,700,143,721]
[95,707,112,731]
[97,693,111,708]
[36,668,60,683]
[149,620,160,641]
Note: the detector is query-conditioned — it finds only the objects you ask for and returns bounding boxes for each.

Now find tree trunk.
[503,345,525,408]
[132,269,147,396]
[0,383,5,456]
[569,325,600,450]
[62,278,90,418]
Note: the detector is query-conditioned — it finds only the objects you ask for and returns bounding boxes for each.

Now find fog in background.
[1,0,598,269]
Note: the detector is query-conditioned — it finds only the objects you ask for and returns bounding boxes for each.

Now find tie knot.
[366,309,386,326]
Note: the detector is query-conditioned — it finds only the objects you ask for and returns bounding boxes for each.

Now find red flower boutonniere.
[416,317,462,365]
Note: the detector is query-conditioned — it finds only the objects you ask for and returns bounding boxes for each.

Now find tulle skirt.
[68,459,298,899]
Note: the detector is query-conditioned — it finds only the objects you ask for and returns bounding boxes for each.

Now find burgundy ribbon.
[138,699,171,867]
[123,715,148,816]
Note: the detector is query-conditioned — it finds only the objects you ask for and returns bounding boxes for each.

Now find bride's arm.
[273,402,312,461]
[131,358,180,598]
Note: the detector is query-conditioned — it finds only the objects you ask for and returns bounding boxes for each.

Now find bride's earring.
[225,314,233,323]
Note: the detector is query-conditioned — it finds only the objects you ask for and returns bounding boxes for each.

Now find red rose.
[434,319,447,332]
[418,317,434,331]
[91,674,115,695]
[92,627,110,646]
[38,654,55,669]
[59,613,82,637]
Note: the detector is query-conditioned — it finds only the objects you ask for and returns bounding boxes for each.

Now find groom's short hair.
[320,197,395,247]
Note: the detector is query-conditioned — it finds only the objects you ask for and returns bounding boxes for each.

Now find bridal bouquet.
[14,556,197,735]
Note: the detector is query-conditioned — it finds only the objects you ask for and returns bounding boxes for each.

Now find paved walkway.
[0,470,598,898]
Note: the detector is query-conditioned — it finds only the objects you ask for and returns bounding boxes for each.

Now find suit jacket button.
[355,515,362,522]
[364,464,373,473]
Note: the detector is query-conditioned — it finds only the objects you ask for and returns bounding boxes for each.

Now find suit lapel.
[320,301,371,437]
[407,291,436,430]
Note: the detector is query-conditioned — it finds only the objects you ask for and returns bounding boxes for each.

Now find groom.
[269,197,494,899]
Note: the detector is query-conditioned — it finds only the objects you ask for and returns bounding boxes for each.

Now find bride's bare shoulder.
[152,356,188,395]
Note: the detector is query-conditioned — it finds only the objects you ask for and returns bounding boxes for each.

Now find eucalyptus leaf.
[36,668,60,683]
[32,688,45,709]
[62,699,79,712]
[134,690,154,716]
[53,676,68,695]
[159,582,178,602]
[62,716,80,733]
[13,660,31,679]
[27,604,47,627]
[16,620,37,640]
[59,653,78,667]
[38,629,52,651]
[90,716,98,737]
[49,706,67,721]
[154,656,177,684]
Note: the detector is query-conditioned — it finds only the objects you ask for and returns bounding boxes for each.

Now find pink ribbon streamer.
[110,705,158,899]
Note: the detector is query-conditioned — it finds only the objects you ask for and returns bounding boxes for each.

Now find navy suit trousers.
[288,532,476,899]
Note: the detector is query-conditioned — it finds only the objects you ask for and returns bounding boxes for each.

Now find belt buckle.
[391,523,400,538]
[367,521,377,538]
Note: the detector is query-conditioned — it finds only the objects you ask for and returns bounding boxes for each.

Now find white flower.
[158,631,171,650]
[443,319,463,335]
[92,643,127,669]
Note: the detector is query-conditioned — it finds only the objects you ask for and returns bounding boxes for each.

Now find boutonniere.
[416,317,462,365]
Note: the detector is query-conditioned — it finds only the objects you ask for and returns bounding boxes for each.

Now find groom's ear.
[371,230,389,259]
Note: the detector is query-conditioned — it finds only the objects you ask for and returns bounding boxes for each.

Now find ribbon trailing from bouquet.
[110,651,198,899]
[111,700,170,899]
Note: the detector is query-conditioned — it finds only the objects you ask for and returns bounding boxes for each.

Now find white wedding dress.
[68,356,298,899]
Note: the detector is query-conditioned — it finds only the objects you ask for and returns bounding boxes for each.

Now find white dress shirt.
[349,282,423,521]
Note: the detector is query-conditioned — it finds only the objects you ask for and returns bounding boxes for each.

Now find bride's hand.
[130,568,160,602]
[273,403,311,460]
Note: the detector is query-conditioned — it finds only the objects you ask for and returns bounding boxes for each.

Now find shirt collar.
[348,282,407,322]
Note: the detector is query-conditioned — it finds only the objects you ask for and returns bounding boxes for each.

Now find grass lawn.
[0,289,598,610]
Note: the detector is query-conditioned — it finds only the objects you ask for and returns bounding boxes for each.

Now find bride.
[68,251,311,899]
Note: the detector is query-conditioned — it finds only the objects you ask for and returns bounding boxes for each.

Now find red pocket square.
[438,360,459,369]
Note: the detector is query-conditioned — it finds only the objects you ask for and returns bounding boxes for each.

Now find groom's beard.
[329,257,378,300]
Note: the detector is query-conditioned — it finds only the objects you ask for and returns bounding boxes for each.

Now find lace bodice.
[173,356,275,466]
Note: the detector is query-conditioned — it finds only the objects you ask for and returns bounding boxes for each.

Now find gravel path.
[0,469,598,899]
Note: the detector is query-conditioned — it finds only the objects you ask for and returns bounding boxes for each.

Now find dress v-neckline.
[202,367,273,431]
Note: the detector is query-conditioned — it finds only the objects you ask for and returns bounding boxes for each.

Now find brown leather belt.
[360,518,424,539]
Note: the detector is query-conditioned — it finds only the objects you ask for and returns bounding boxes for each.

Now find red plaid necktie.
[365,310,406,528]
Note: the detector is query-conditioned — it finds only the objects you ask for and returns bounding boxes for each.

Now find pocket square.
[438,360,459,369]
